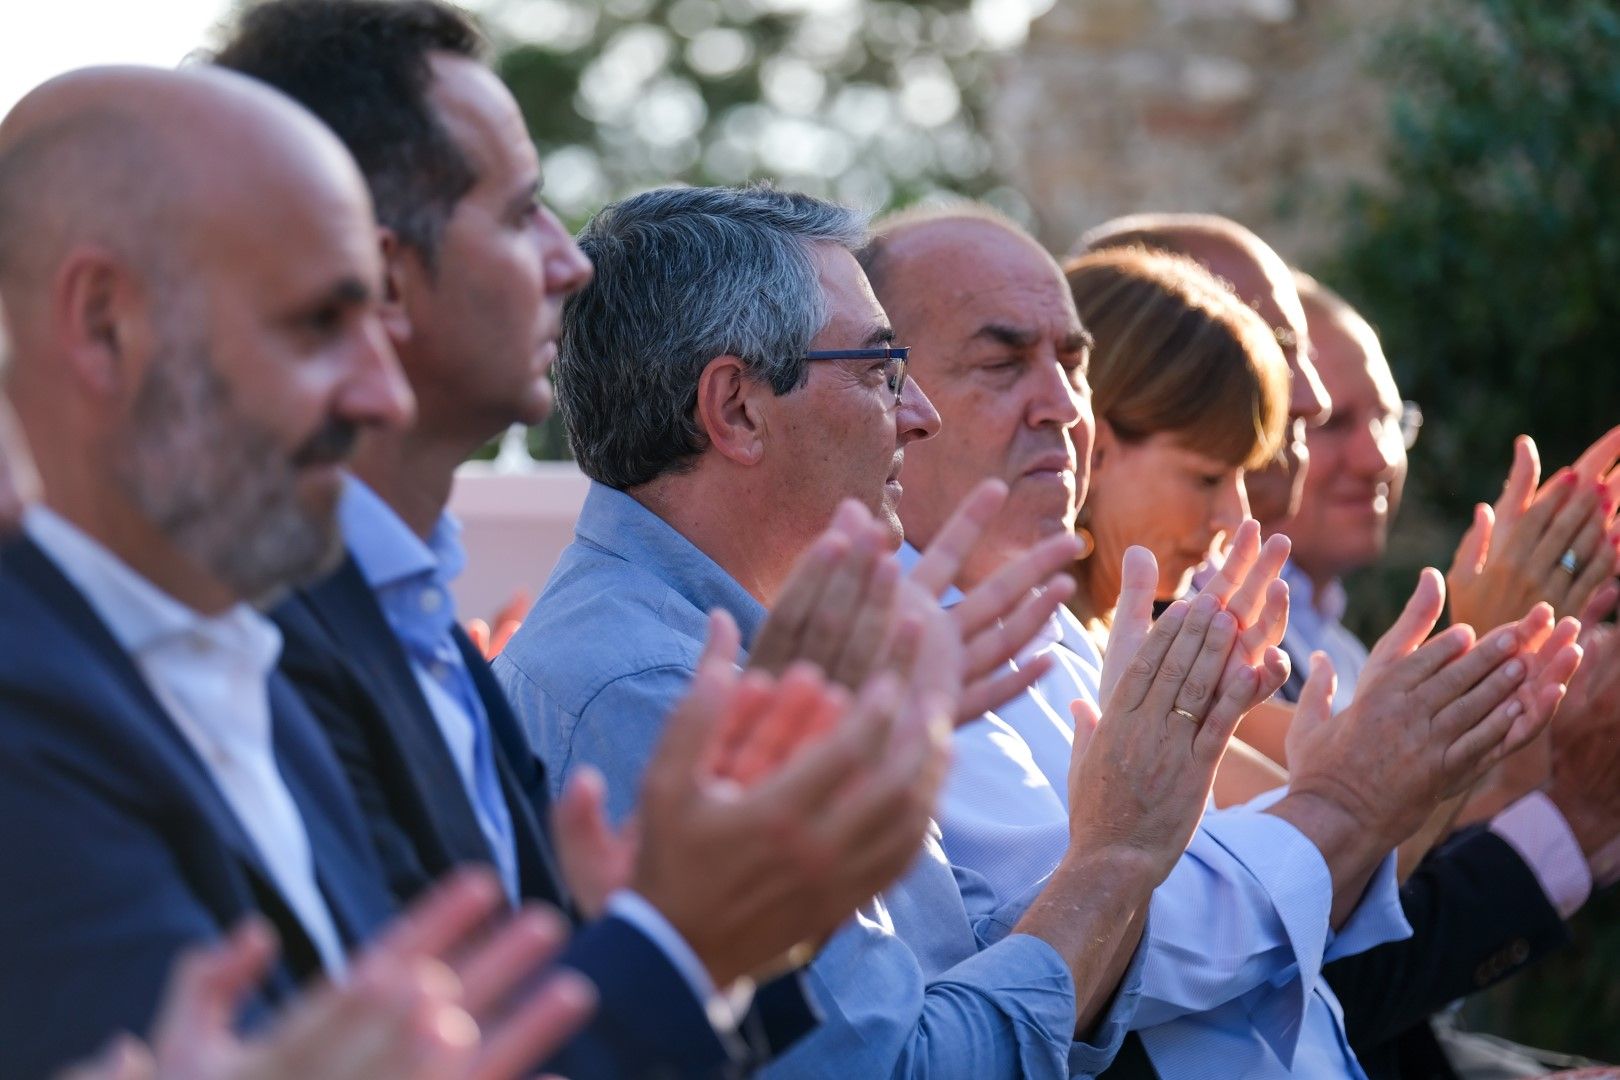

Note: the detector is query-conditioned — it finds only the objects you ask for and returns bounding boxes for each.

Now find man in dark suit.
[215,4,968,1076]
[0,63,418,1075]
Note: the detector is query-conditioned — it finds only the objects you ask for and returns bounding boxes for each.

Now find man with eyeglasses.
[1274,270,1423,712]
[497,182,1288,1077]
[1266,270,1620,1080]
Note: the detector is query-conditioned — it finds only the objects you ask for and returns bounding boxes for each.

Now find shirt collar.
[574,481,768,646]
[341,475,465,592]
[23,504,281,671]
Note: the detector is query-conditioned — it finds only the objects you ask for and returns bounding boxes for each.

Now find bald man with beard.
[0,67,671,1078]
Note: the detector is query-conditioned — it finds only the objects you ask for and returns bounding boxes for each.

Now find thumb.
[151,918,279,1048]
[1370,568,1446,667]
[1068,697,1101,760]
[1285,651,1337,769]
[1099,546,1159,701]
[1494,435,1539,525]
[1066,698,1102,793]
[555,767,616,863]
[1448,503,1493,580]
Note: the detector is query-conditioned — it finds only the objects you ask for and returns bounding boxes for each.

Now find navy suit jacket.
[0,538,394,1080]
[273,556,816,1079]
[1097,826,1568,1079]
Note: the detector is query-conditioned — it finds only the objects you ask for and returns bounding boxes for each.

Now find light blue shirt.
[1278,560,1366,714]
[908,543,1412,1079]
[495,481,1147,1078]
[341,478,520,901]
[339,479,741,1031]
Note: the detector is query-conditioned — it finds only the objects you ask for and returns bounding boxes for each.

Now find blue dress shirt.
[900,543,1412,1079]
[1277,560,1367,714]
[495,481,1147,1077]
[342,479,521,900]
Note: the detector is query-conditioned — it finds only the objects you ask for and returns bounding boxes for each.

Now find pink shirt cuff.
[1490,791,1591,920]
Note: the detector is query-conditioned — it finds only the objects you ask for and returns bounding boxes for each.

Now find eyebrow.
[863,324,897,347]
[503,176,541,219]
[1063,328,1095,355]
[974,323,1039,349]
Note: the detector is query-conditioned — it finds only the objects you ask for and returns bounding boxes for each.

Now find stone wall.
[992,0,1402,265]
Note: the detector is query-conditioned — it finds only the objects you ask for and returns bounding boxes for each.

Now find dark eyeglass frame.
[801,346,911,406]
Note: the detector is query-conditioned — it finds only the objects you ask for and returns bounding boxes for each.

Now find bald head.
[865,205,1092,588]
[0,64,410,610]
[0,66,372,345]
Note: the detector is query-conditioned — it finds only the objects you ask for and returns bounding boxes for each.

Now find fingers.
[703,670,778,781]
[1577,578,1620,631]
[749,671,904,813]
[728,664,842,785]
[465,619,492,658]
[371,868,507,965]
[959,573,1074,685]
[1139,594,1224,718]
[150,917,279,1050]
[1493,435,1540,528]
[1193,665,1258,764]
[908,479,1009,597]
[1067,698,1101,761]
[1098,546,1160,703]
[1368,568,1447,667]
[1526,476,1597,582]
[1564,516,1620,614]
[1430,632,1528,741]
[1168,608,1238,721]
[456,906,572,1017]
[1225,533,1291,628]
[1572,422,1620,483]
[1199,520,1261,606]
[828,556,899,686]
[1448,503,1493,581]
[1238,578,1290,659]
[803,524,884,682]
[489,619,522,658]
[749,521,853,674]
[551,768,621,917]
[1107,597,1189,715]
[952,531,1080,640]
[468,971,597,1080]
[960,654,1055,724]
[1291,652,1338,741]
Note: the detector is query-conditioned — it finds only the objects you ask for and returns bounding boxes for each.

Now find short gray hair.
[557,184,869,490]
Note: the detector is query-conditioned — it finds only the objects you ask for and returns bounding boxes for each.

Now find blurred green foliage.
[475,0,1041,461]
[1331,0,1620,1060]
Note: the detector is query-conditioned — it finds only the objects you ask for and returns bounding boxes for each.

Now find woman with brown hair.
[1063,245,1294,799]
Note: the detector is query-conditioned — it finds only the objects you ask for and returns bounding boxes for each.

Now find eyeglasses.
[801,346,911,407]
[1315,399,1424,452]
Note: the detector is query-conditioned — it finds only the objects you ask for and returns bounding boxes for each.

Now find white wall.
[447,461,589,624]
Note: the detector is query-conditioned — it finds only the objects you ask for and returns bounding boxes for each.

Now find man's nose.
[897,374,941,445]
[338,315,416,432]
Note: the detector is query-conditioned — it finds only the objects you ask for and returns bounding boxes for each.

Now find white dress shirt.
[24,506,348,976]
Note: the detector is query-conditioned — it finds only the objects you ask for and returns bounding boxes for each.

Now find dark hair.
[559,184,867,491]
[212,0,485,264]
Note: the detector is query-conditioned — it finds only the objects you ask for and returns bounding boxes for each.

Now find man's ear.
[376,226,414,347]
[695,355,767,466]
[54,246,153,400]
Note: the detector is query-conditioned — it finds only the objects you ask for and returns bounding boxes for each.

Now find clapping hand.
[60,871,594,1080]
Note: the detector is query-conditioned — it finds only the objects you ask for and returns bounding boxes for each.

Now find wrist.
[1267,785,1392,888]
[1061,829,1176,891]
[1546,782,1618,863]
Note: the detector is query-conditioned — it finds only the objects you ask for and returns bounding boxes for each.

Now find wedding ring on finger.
[1170,706,1202,726]
[1559,548,1580,576]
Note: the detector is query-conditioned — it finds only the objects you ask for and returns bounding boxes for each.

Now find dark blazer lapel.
[268,675,395,949]
[4,539,279,891]
[453,626,570,912]
[298,557,492,867]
